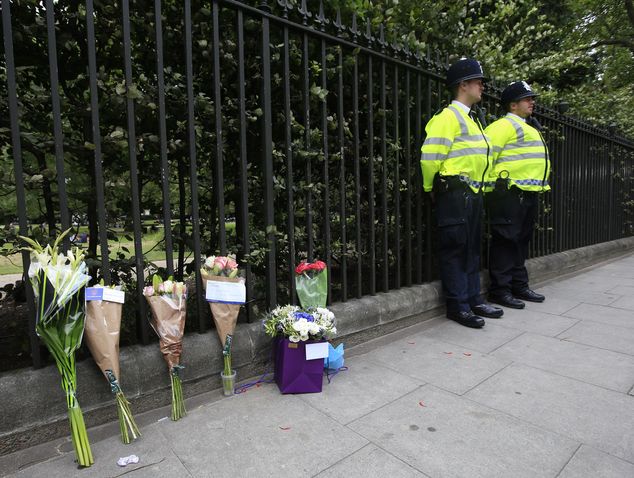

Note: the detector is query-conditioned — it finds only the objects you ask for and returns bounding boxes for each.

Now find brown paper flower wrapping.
[146,295,186,370]
[85,300,122,381]
[201,273,241,347]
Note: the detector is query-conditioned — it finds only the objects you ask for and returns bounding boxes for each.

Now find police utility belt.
[433,174,479,194]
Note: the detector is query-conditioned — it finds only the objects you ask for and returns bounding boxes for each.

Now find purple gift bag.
[274,338,324,394]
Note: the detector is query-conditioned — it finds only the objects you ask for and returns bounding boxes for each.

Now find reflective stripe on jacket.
[484,114,551,192]
[420,105,491,193]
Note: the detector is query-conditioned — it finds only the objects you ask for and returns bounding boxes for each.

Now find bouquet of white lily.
[22,230,94,467]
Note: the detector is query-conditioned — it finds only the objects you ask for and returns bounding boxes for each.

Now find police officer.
[420,58,503,328]
[485,81,550,308]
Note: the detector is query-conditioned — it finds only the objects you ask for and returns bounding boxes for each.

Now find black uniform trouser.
[487,187,539,296]
[435,185,484,314]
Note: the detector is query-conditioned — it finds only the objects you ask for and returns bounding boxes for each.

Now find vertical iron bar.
[122,0,149,343]
[154,0,174,276]
[44,0,71,246]
[424,77,433,282]
[336,45,347,301]
[353,53,362,298]
[392,64,400,289]
[320,38,331,302]
[380,59,389,291]
[2,0,41,368]
[86,0,111,282]
[282,23,295,304]
[260,3,277,309]
[404,68,412,287]
[303,32,313,261]
[415,72,423,284]
[212,0,226,254]
[184,0,206,331]
[367,55,376,295]
[608,138,614,240]
[237,10,253,317]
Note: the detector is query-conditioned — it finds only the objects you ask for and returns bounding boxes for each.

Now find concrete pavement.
[2,254,633,477]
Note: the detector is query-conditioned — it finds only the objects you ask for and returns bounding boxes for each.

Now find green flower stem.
[115,392,140,444]
[170,372,186,421]
[223,353,232,377]
[67,396,93,467]
[53,350,93,467]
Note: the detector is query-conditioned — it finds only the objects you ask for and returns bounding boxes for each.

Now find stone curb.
[1,236,633,454]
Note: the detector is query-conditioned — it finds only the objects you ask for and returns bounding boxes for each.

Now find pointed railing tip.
[349,11,360,40]
[334,7,344,33]
[298,0,312,24]
[315,0,328,31]
[364,17,374,45]
[276,0,293,18]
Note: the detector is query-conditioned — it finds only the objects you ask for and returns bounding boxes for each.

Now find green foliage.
[0,0,631,323]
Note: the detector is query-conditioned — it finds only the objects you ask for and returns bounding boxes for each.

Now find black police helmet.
[446,58,486,87]
[501,81,540,104]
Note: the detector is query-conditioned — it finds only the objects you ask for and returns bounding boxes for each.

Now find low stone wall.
[2,236,633,455]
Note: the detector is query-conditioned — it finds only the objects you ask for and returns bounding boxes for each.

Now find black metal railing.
[1,0,633,370]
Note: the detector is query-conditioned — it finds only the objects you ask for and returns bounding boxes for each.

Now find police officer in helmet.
[485,81,551,308]
[420,58,503,328]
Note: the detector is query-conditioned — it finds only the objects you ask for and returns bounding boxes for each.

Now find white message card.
[305,342,329,360]
[205,280,246,304]
[85,287,125,304]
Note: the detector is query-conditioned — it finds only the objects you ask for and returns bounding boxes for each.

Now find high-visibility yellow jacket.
[484,114,551,192]
[420,104,491,193]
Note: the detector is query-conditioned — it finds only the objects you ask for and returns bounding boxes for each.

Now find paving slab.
[550,276,625,293]
[418,319,524,354]
[465,364,634,462]
[608,295,634,311]
[534,285,618,306]
[569,273,634,288]
[490,333,634,392]
[513,294,580,316]
[157,383,368,477]
[485,308,578,337]
[607,285,634,296]
[348,385,578,478]
[557,445,634,478]
[360,335,510,395]
[6,423,186,478]
[298,356,423,425]
[558,320,634,356]
[563,303,634,329]
[314,444,427,478]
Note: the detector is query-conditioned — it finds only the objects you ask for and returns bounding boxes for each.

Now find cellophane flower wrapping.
[294,260,328,308]
[23,232,94,467]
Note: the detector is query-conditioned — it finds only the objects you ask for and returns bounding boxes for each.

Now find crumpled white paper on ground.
[117,454,140,467]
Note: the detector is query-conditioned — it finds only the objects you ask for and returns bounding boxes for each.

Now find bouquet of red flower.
[294,260,328,308]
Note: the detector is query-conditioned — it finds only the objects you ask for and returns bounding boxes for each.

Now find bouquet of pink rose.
[295,260,328,308]
[200,255,245,395]
[143,275,187,420]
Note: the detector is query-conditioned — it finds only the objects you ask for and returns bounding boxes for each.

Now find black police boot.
[446,311,485,328]
[472,303,504,318]
[513,289,545,303]
[489,293,525,309]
